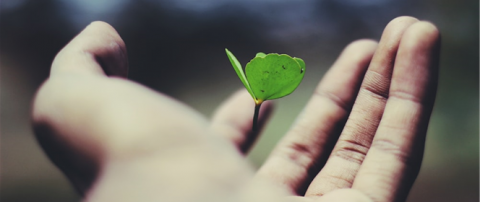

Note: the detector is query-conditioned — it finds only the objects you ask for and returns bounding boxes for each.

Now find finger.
[305,16,419,197]
[51,21,128,77]
[210,89,274,154]
[256,39,377,195]
[352,21,440,202]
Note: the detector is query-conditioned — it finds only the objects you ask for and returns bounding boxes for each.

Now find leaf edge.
[225,48,256,100]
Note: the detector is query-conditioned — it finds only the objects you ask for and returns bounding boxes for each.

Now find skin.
[31,16,440,202]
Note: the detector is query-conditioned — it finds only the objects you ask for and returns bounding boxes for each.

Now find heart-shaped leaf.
[246,53,305,102]
[225,49,305,104]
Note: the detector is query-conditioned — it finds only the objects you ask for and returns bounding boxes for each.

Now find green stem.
[252,102,262,133]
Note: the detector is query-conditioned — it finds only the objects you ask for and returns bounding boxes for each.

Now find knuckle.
[274,139,320,169]
[361,72,390,101]
[388,89,422,104]
[331,139,370,164]
[371,138,410,165]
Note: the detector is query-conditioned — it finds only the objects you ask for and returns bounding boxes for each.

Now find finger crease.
[332,139,370,164]
[329,172,355,185]
[371,139,411,166]
[389,90,423,105]
[361,69,391,100]
[272,139,322,171]
[360,87,388,103]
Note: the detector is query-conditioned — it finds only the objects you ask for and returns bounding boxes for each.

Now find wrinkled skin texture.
[32,16,440,202]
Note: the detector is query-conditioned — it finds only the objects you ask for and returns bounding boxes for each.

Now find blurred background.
[1,0,478,201]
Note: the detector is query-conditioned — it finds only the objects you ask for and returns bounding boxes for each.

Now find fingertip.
[86,21,127,48]
[87,21,117,33]
[384,16,419,36]
[378,16,419,51]
[385,16,419,31]
[398,21,441,70]
[402,21,441,50]
[51,21,128,78]
[346,39,378,50]
[342,39,378,62]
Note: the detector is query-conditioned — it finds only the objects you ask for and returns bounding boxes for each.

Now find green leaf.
[255,52,267,58]
[225,49,256,100]
[245,53,305,101]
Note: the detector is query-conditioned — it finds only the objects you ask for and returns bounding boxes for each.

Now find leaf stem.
[252,102,262,133]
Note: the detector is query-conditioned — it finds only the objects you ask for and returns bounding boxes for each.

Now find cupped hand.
[32,16,440,202]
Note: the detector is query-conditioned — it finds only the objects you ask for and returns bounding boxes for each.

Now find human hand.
[32,16,440,202]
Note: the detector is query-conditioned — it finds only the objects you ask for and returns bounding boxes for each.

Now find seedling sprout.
[225,48,305,132]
